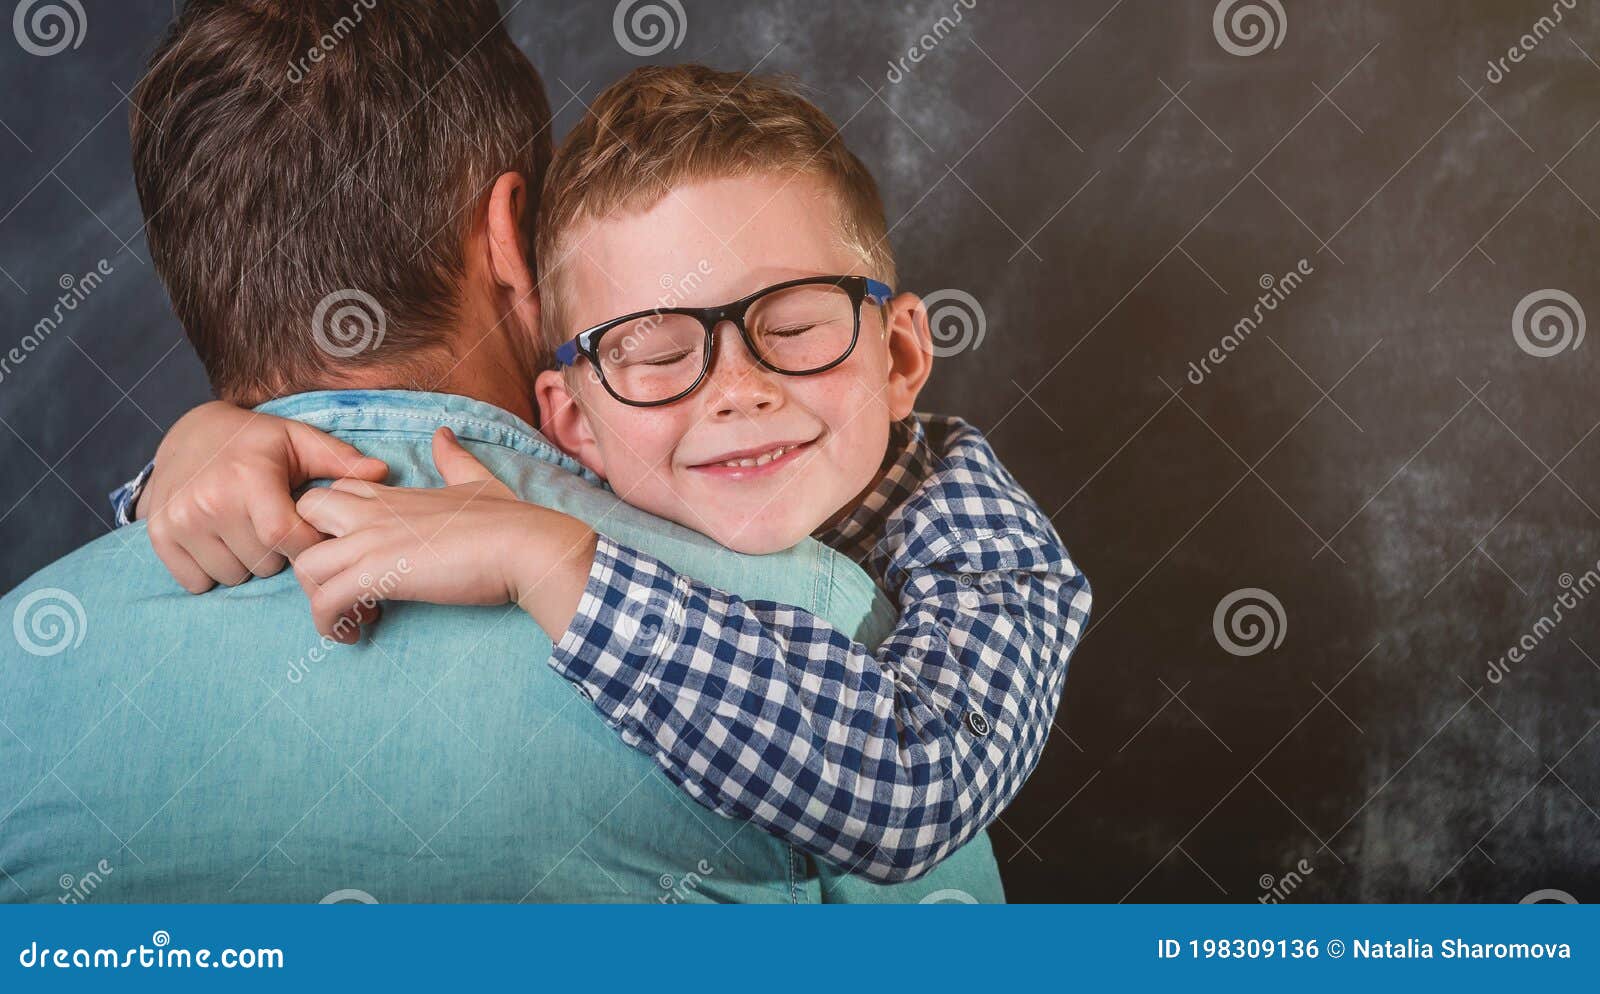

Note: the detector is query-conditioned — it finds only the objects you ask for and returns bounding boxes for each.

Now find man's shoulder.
[494,441,894,645]
[2,524,167,617]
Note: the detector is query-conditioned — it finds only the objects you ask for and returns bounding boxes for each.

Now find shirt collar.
[254,389,600,484]
[815,415,934,564]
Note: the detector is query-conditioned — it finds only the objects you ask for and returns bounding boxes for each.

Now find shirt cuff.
[548,534,692,733]
[109,460,156,527]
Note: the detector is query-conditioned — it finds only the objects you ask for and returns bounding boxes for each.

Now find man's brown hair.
[132,0,552,403]
[535,64,895,350]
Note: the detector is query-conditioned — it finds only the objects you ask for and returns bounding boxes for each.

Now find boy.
[117,65,1091,882]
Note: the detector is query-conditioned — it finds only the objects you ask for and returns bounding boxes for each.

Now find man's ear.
[485,171,540,337]
[535,368,607,479]
[883,291,935,420]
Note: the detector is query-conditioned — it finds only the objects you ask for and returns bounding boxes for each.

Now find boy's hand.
[293,428,598,644]
[140,401,389,593]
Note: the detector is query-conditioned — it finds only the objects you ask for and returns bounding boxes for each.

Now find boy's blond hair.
[535,64,896,359]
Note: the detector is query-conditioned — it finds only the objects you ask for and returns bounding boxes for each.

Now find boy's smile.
[537,171,931,555]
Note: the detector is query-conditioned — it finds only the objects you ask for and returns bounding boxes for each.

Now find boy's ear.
[535,368,607,480]
[485,171,540,336]
[883,291,935,421]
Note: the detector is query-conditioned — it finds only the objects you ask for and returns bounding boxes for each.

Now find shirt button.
[964,710,991,737]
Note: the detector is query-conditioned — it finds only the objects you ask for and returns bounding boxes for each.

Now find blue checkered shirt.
[110,462,155,526]
[550,414,1092,882]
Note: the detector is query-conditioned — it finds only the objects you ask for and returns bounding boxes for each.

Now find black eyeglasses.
[552,275,893,408]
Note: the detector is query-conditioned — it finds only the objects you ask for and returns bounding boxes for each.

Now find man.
[0,0,1002,902]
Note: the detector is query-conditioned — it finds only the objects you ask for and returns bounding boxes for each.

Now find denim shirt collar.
[254,389,600,485]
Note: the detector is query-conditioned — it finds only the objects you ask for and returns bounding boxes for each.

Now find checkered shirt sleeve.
[109,460,156,527]
[547,414,1091,882]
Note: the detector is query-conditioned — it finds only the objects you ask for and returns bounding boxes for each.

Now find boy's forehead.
[564,172,858,320]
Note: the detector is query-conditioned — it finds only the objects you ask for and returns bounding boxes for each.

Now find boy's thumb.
[288,422,388,483]
[433,427,506,491]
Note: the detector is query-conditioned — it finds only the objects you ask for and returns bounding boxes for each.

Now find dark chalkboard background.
[3,1,1598,903]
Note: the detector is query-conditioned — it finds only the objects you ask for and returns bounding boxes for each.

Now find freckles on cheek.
[602,418,677,494]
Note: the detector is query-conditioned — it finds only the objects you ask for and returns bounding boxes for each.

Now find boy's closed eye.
[639,350,694,367]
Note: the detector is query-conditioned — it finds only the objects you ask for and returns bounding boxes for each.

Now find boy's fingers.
[293,537,347,588]
[295,488,383,538]
[329,478,383,497]
[292,556,319,603]
[249,496,326,561]
[293,529,384,588]
[433,427,506,490]
[297,563,381,643]
[332,602,383,639]
[309,568,385,643]
[217,516,285,579]
[148,527,216,594]
[184,534,252,588]
[287,421,388,484]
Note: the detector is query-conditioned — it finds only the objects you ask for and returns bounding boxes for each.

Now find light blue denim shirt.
[0,390,1002,903]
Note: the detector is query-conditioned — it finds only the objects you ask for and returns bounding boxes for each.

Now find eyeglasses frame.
[552,274,894,408]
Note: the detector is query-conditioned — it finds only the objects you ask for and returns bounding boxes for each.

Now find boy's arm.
[544,424,1091,883]
[291,421,1090,883]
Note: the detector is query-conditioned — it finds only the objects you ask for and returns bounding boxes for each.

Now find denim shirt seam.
[280,405,593,482]
[812,541,833,621]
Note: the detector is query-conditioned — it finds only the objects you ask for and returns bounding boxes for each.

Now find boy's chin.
[710,519,814,557]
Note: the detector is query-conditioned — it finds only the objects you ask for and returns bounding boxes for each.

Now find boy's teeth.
[719,444,793,468]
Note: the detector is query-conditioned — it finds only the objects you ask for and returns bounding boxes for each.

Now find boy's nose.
[705,322,783,418]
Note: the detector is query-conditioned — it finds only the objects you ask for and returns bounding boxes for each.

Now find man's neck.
[248,331,539,427]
